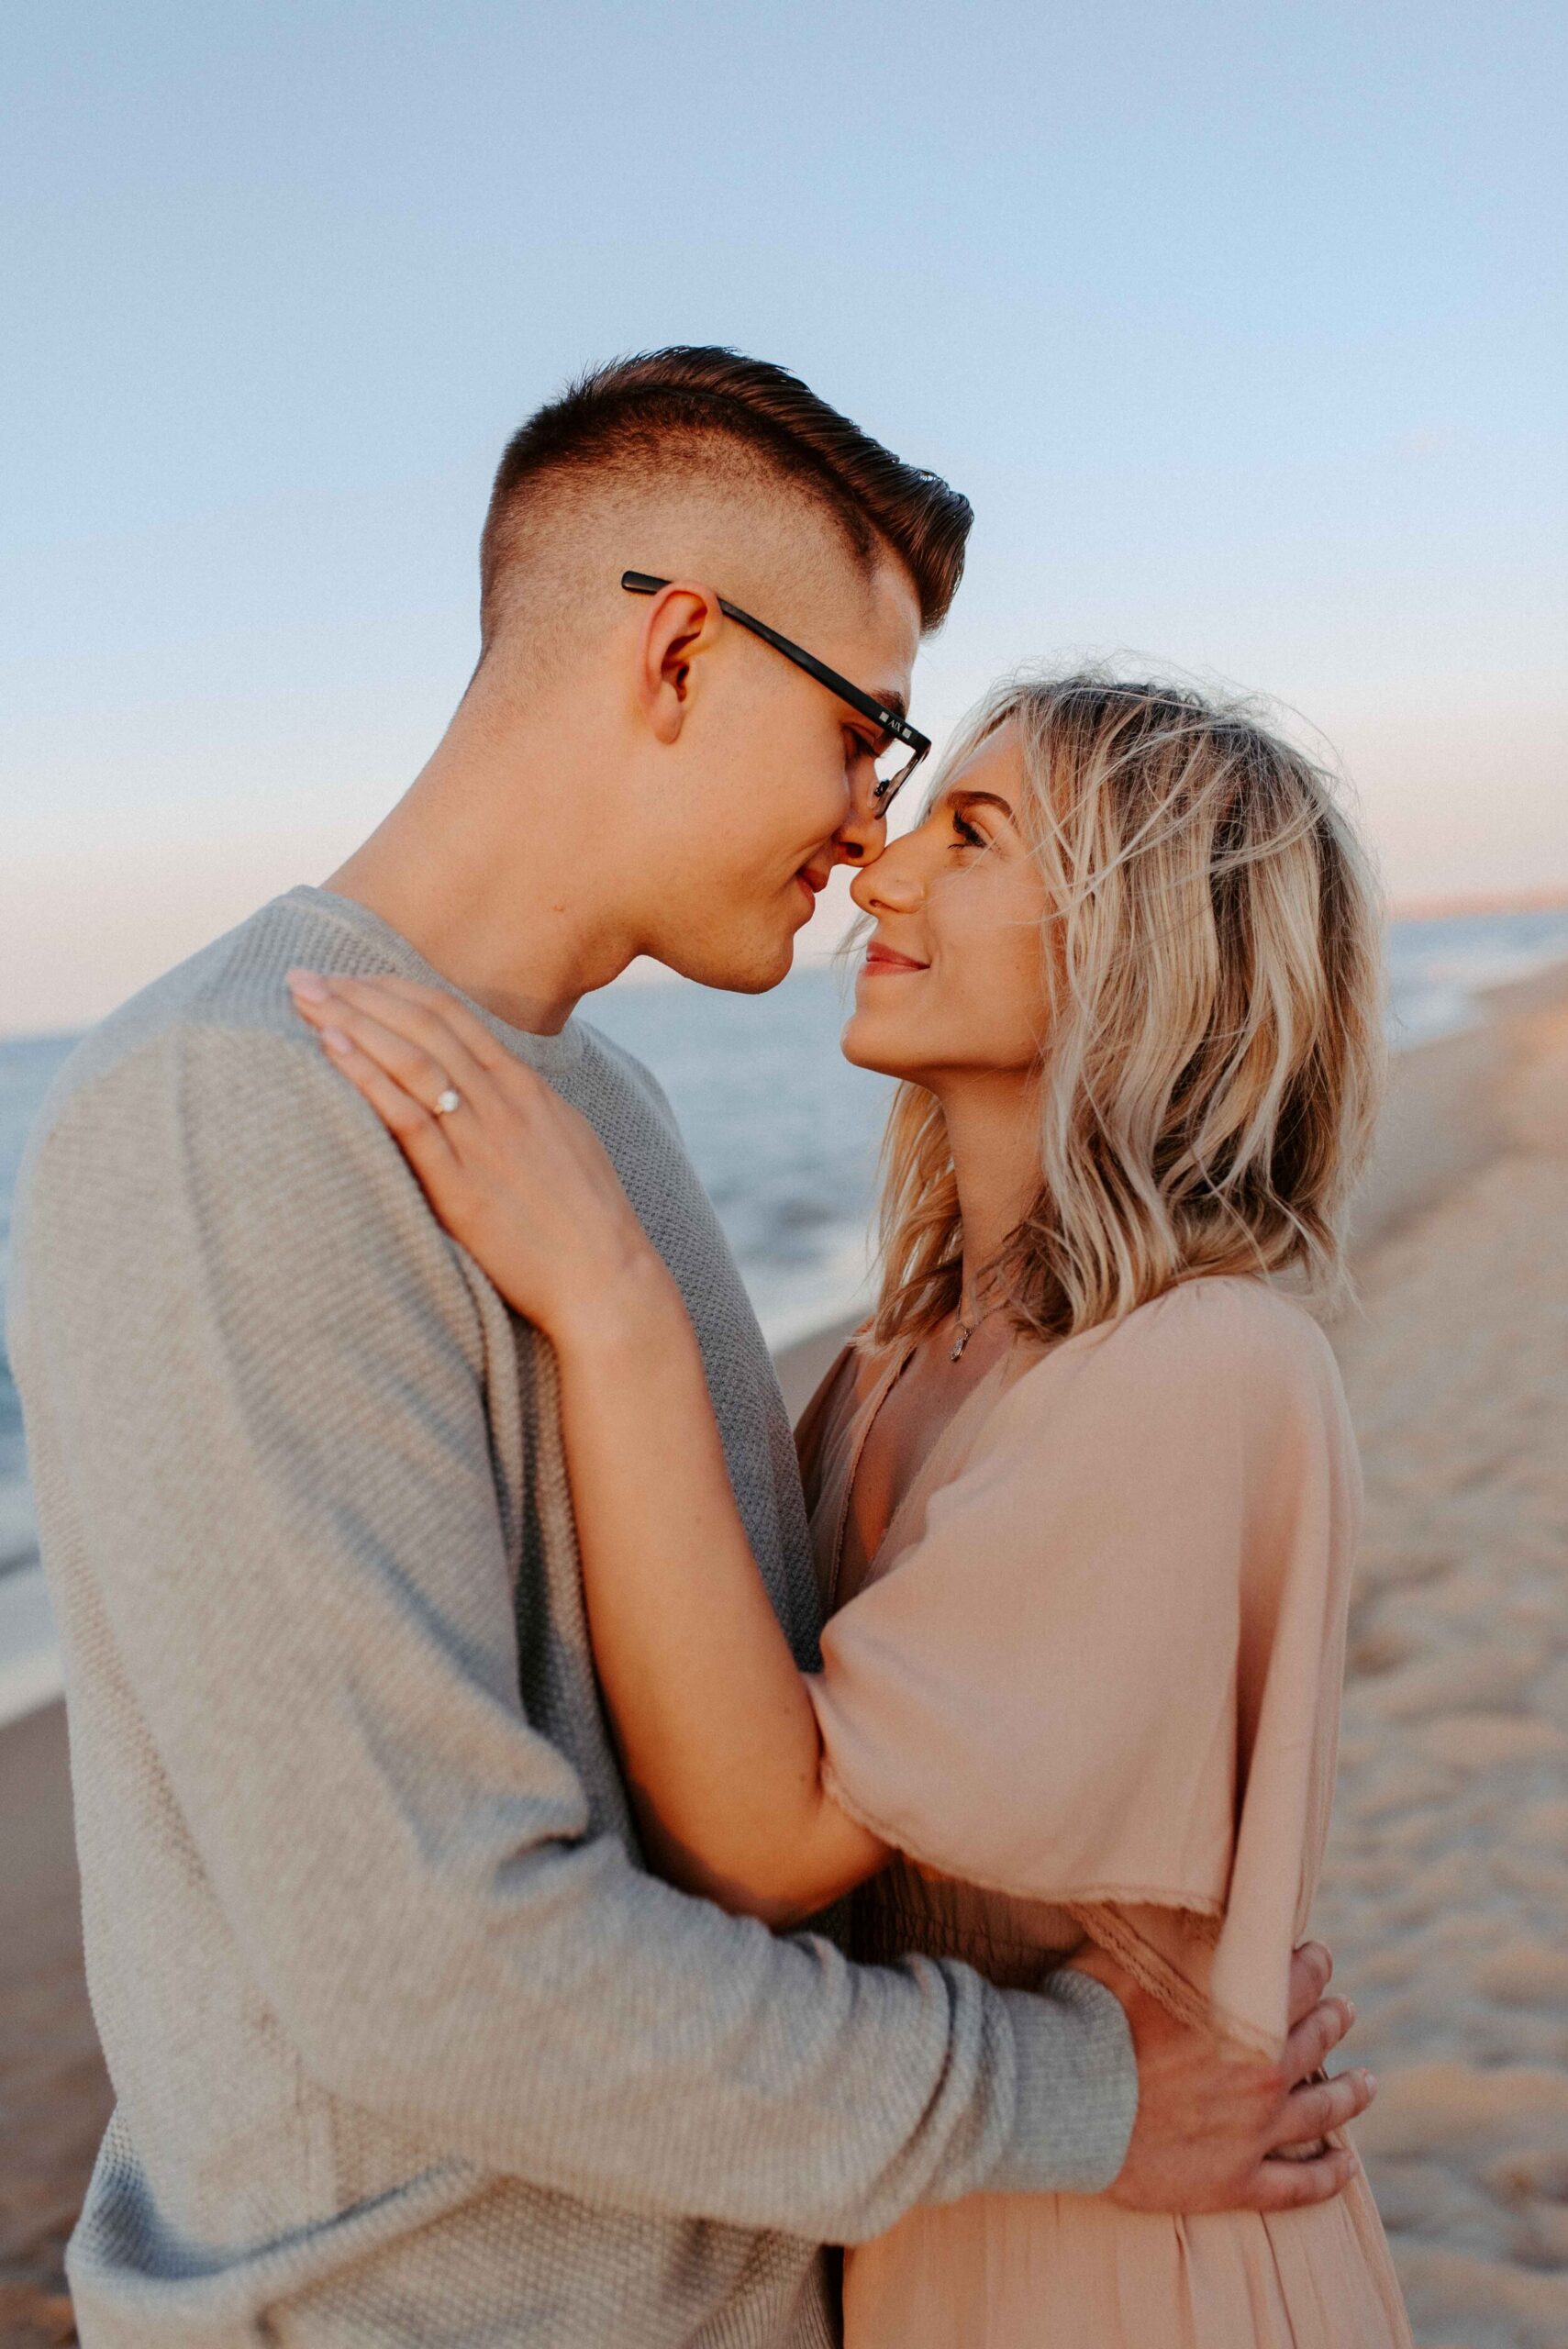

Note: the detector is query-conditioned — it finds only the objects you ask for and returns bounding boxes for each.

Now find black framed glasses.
[621,571,930,813]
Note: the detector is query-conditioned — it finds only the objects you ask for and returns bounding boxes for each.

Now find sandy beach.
[3,969,1567,2348]
[0,1705,110,2348]
[1312,970,1568,2349]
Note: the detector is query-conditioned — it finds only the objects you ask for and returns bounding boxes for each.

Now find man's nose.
[828,792,889,870]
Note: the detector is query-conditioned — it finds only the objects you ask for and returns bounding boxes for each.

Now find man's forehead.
[826,555,922,701]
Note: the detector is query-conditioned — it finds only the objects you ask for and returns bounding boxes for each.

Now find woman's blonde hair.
[870,670,1386,1349]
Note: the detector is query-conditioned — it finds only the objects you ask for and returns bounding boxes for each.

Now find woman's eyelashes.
[951,808,987,851]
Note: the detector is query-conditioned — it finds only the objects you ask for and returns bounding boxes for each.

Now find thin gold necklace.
[949,1284,1003,1363]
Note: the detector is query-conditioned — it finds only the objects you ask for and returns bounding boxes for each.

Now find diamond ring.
[433,1087,462,1118]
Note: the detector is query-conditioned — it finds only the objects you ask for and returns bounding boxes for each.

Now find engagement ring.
[433,1087,462,1117]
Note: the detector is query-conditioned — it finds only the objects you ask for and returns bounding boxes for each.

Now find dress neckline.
[823,1333,1032,1615]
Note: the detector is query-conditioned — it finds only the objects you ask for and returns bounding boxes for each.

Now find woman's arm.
[286,968,889,1924]
[554,1265,888,1921]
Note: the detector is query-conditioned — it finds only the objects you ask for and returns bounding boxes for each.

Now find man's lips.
[862,941,928,973]
[795,870,826,908]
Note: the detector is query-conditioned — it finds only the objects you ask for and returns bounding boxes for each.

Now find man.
[12,349,1371,2348]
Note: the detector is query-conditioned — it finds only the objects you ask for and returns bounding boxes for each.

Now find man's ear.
[633,583,727,745]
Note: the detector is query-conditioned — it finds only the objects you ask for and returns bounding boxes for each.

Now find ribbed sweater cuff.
[987,1972,1139,2196]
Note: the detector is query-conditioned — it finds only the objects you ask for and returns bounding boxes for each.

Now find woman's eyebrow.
[949,787,1016,819]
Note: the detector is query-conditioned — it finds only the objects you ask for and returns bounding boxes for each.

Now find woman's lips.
[862,943,928,973]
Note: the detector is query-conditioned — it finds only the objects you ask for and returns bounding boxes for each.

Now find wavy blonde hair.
[869,670,1386,1349]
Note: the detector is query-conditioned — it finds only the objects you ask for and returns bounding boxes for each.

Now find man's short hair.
[478,347,973,651]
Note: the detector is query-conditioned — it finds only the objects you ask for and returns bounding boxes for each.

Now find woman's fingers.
[288,976,494,1117]
[285,967,658,1331]
[300,995,475,1118]
[314,1023,459,1185]
[289,971,507,1076]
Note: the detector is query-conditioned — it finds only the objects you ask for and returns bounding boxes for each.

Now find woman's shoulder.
[1001,1275,1346,1445]
[944,1279,1360,1609]
[1139,1272,1337,1369]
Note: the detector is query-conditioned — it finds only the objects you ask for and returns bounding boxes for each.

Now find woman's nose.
[850,835,926,917]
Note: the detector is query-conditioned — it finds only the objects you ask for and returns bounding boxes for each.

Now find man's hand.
[1071,1941,1375,2214]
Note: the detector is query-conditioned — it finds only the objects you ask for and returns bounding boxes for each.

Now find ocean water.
[3,906,1567,1719]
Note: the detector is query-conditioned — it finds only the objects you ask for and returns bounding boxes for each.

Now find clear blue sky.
[3,0,1563,1031]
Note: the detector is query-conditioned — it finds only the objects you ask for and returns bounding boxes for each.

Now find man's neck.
[325,714,639,1035]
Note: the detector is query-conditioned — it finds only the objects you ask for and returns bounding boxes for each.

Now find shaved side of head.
[477,451,881,691]
[473,348,972,688]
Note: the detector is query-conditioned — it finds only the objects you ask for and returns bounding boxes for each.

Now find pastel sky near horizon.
[2,0,1563,1036]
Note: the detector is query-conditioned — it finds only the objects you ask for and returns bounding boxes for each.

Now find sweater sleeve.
[13,1019,1136,2236]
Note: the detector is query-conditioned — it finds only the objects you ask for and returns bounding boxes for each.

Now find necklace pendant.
[950,1323,970,1363]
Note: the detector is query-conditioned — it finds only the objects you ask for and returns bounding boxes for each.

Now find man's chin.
[654,928,796,996]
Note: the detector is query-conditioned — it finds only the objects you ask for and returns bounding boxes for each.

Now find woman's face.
[841,727,1051,1087]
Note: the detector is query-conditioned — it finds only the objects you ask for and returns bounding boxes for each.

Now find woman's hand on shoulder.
[286,970,678,1345]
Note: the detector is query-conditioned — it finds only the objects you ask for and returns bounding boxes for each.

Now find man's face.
[630,554,924,993]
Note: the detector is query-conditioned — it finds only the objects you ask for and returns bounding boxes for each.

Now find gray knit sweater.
[10,887,1136,2349]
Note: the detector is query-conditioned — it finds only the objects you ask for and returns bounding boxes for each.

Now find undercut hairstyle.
[478,347,973,651]
[869,671,1387,1349]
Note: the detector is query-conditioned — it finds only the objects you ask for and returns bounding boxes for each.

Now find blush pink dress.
[796,1275,1412,2349]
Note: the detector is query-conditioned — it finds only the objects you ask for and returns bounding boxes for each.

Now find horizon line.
[1389,885,1568,920]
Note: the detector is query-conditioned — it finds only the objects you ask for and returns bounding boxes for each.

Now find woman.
[290,673,1413,2345]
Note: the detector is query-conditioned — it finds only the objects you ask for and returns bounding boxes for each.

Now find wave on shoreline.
[3,917,1568,1727]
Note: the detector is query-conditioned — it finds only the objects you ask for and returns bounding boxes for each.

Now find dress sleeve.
[805,1279,1361,2054]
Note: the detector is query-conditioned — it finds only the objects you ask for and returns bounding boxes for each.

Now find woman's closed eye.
[951,808,988,852]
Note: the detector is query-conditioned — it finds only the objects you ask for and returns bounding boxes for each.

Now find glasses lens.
[873,741,920,812]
